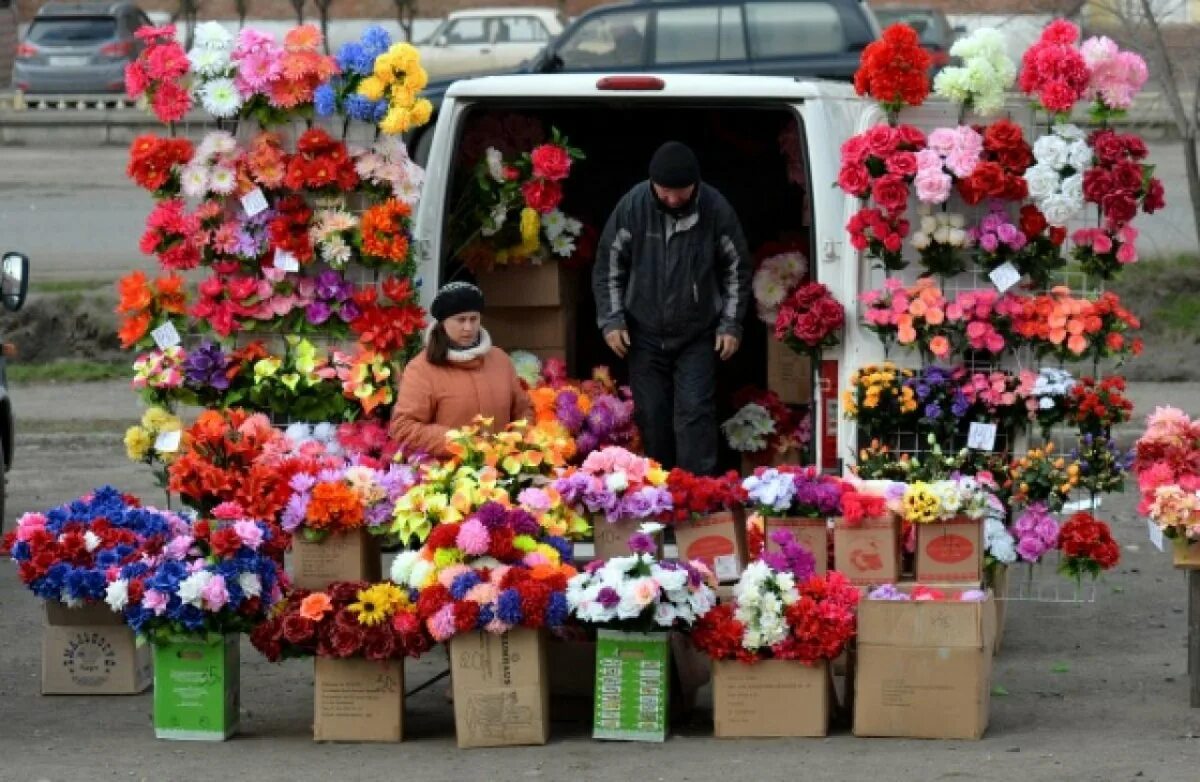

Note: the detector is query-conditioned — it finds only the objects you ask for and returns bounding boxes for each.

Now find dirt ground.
[1,381,1200,781]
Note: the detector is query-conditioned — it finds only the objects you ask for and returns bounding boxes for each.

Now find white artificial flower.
[1060,173,1084,205]
[948,228,968,247]
[932,226,951,244]
[200,78,243,119]
[640,521,665,536]
[911,232,932,251]
[920,215,938,234]
[1042,194,1080,227]
[394,177,422,207]
[1033,134,1069,169]
[177,570,213,608]
[83,531,102,553]
[409,559,433,590]
[390,550,420,586]
[105,579,129,612]
[605,470,629,493]
[606,555,639,574]
[541,210,567,240]
[1067,140,1093,171]
[650,564,687,592]
[562,216,583,236]
[208,165,237,195]
[180,165,209,198]
[551,234,576,258]
[1024,164,1060,201]
[189,47,230,78]
[1056,123,1087,142]
[238,572,262,598]
[194,21,234,51]
[485,148,505,183]
[312,422,337,443]
[653,601,678,627]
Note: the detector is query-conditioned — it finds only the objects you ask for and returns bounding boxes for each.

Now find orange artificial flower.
[305,481,365,531]
[117,270,153,314]
[299,592,333,621]
[118,311,152,349]
[155,273,187,315]
[361,200,413,263]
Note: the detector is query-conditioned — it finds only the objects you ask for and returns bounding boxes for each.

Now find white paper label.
[714,554,741,582]
[1062,497,1103,513]
[989,262,1022,293]
[151,321,181,350]
[1147,519,1165,552]
[274,249,300,272]
[241,188,268,217]
[967,422,997,451]
[154,429,182,453]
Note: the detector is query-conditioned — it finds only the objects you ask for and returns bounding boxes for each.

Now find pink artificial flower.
[164,535,195,560]
[201,574,230,611]
[464,582,499,606]
[15,512,47,542]
[456,518,491,556]
[915,168,952,204]
[428,604,458,642]
[233,520,264,550]
[630,577,660,607]
[212,502,244,520]
[143,589,170,615]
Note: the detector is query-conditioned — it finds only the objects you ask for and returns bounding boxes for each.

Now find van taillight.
[929,49,950,67]
[596,76,665,91]
[100,41,134,58]
[16,43,39,59]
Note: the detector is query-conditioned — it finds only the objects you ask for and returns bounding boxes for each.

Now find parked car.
[0,251,29,531]
[13,1,152,94]
[0,0,16,89]
[409,0,881,159]
[871,5,961,72]
[417,7,566,81]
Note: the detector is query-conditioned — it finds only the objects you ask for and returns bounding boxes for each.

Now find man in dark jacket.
[593,141,751,475]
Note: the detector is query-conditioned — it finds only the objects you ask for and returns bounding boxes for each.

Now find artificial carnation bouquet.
[721,387,812,461]
[1134,406,1200,542]
[662,469,747,525]
[106,515,285,642]
[566,525,717,632]
[3,487,181,606]
[251,581,433,662]
[552,447,673,526]
[752,249,809,325]
[691,530,858,664]
[391,502,577,642]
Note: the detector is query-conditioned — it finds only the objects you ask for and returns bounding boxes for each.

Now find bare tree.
[233,0,251,29]
[392,0,418,42]
[289,0,305,25]
[314,0,334,53]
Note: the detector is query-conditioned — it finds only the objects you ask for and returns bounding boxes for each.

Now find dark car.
[14,1,152,94]
[410,0,881,157]
[871,5,961,72]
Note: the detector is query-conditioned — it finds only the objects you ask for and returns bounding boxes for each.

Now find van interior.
[440,101,814,469]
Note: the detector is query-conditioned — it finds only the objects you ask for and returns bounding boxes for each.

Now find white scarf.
[446,328,492,363]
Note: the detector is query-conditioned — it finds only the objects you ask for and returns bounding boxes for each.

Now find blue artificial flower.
[360,25,392,60]
[10,541,29,561]
[175,604,208,632]
[450,571,482,601]
[925,402,942,420]
[345,94,378,122]
[314,83,337,117]
[372,98,389,123]
[543,536,573,564]
[546,592,568,628]
[335,42,365,73]
[496,589,523,626]
[476,604,495,628]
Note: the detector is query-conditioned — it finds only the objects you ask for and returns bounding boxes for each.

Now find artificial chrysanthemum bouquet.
[283,459,419,542]
[251,581,433,662]
[552,447,673,526]
[566,524,717,632]
[691,531,858,664]
[391,502,577,642]
[3,487,182,606]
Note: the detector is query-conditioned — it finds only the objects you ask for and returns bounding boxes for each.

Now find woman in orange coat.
[389,282,532,457]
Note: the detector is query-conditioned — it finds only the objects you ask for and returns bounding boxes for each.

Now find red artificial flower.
[854,24,932,113]
[521,178,563,214]
[530,143,573,181]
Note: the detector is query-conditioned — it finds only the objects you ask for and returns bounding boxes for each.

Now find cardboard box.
[764,517,829,575]
[712,659,829,738]
[153,633,241,741]
[915,518,984,583]
[314,657,404,742]
[485,307,573,352]
[547,638,596,699]
[476,263,576,308]
[853,596,995,740]
[290,528,382,592]
[1173,537,1200,568]
[740,447,802,477]
[450,628,549,748]
[834,516,901,586]
[42,602,151,695]
[594,630,670,742]
[766,339,813,405]
[593,517,662,561]
[673,511,748,583]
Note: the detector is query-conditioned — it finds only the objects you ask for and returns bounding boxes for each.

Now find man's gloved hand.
[715,333,740,361]
[605,329,631,359]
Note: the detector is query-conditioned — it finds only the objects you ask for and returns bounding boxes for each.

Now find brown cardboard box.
[766,339,813,405]
[764,517,829,575]
[290,529,382,592]
[673,511,748,583]
[834,516,901,586]
[450,628,550,748]
[485,307,573,351]
[712,659,829,738]
[313,657,404,742]
[853,595,996,740]
[1173,538,1200,568]
[740,448,802,477]
[593,517,662,561]
[915,518,984,583]
[476,263,575,308]
[42,602,151,695]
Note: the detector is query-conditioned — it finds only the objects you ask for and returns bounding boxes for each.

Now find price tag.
[154,429,182,453]
[967,422,997,451]
[241,188,268,217]
[989,262,1022,293]
[1147,519,1165,552]
[714,554,742,583]
[274,249,300,272]
[1062,497,1103,513]
[151,321,181,350]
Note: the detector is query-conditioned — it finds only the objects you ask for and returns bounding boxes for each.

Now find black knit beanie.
[648,141,700,188]
[431,281,484,321]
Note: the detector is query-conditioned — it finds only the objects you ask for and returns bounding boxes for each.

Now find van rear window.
[28,17,117,45]
[745,2,845,58]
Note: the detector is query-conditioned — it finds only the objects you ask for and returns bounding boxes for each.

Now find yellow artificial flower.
[253,357,281,382]
[433,547,464,569]
[902,482,941,524]
[141,406,172,432]
[348,589,390,626]
[365,582,407,611]
[380,106,412,135]
[124,425,152,462]
[358,75,386,101]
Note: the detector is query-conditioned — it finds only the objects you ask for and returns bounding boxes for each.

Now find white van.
[413,73,966,470]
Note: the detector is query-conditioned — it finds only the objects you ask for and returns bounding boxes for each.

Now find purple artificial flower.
[596,586,620,608]
[869,584,909,601]
[183,340,231,391]
[338,300,361,322]
[508,508,541,536]
[762,529,816,582]
[281,494,309,533]
[628,532,656,554]
[475,501,508,530]
[307,300,332,325]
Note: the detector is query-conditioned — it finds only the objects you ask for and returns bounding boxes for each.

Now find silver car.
[14,1,152,94]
